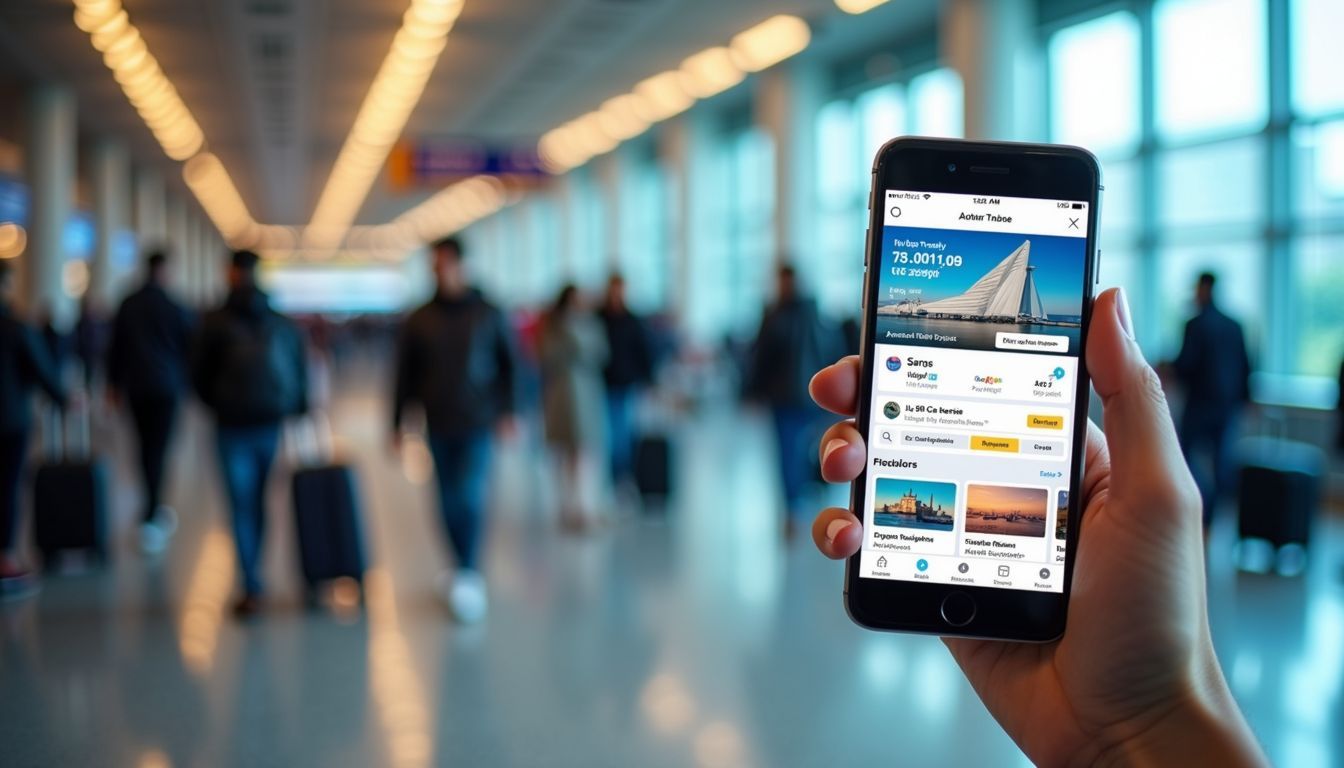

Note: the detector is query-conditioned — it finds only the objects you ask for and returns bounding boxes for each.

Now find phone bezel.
[845,137,1101,642]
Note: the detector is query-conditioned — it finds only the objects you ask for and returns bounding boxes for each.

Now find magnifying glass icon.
[881,431,893,442]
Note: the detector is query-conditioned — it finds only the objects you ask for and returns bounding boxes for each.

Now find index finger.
[809,356,861,417]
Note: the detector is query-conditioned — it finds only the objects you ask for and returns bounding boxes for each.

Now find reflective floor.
[2,370,1342,768]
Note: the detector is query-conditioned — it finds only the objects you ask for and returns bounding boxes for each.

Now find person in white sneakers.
[391,237,519,623]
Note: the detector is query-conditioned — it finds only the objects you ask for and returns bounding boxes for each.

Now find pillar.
[941,0,1043,142]
[754,59,823,283]
[24,85,77,327]
[92,139,131,306]
[134,169,167,253]
[166,194,191,296]
[659,110,713,340]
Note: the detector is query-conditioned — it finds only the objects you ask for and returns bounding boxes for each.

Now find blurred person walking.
[191,250,308,617]
[540,284,609,530]
[747,265,843,541]
[0,262,68,597]
[107,251,195,555]
[596,274,653,494]
[1172,271,1251,524]
[391,237,518,623]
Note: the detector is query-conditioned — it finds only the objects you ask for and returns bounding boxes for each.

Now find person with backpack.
[745,264,844,542]
[0,262,68,598]
[106,251,195,555]
[391,237,518,623]
[191,250,308,617]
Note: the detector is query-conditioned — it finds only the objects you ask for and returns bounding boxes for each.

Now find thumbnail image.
[875,226,1086,353]
[1056,489,1068,540]
[965,484,1048,538]
[873,478,956,532]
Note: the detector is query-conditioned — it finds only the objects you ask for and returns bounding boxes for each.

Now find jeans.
[129,394,179,522]
[771,404,823,521]
[0,428,29,554]
[605,388,636,484]
[216,423,281,595]
[1179,408,1236,525]
[427,431,492,571]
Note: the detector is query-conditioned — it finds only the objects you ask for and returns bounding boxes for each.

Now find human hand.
[807,288,1265,767]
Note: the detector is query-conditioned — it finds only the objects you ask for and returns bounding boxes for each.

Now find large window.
[1047,0,1343,393]
[813,67,964,319]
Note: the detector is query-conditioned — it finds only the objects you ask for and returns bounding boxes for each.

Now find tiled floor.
[2,372,1341,767]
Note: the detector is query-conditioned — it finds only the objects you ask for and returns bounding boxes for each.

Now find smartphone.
[846,137,1101,641]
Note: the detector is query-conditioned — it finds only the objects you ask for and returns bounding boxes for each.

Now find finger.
[818,421,866,483]
[1082,419,1110,502]
[1085,288,1196,505]
[811,507,863,559]
[809,356,861,416]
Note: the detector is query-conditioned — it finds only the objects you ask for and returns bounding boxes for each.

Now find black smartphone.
[846,137,1101,642]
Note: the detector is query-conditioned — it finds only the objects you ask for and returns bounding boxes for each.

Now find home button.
[940,592,976,627]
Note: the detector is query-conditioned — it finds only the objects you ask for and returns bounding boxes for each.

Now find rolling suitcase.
[33,404,110,566]
[288,417,366,597]
[634,434,672,500]
[1236,436,1322,550]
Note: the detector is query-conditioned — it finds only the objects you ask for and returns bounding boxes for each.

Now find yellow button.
[970,435,1020,452]
[1027,414,1064,430]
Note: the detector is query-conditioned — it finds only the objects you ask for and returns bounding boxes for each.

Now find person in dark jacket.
[0,262,68,597]
[391,237,517,623]
[747,264,844,541]
[107,251,195,555]
[596,274,653,491]
[191,250,308,616]
[1172,272,1252,524]
[73,294,109,390]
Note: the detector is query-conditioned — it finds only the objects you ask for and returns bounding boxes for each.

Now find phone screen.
[859,189,1089,594]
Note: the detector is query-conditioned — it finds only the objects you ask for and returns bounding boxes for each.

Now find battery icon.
[1071,202,1084,209]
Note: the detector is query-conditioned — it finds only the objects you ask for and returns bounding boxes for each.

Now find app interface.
[860,190,1089,593]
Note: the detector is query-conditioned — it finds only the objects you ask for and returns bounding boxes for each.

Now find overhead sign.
[388,139,546,189]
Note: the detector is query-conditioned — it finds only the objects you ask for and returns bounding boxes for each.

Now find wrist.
[1094,676,1265,768]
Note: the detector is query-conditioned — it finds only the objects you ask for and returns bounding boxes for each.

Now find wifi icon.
[922,193,931,200]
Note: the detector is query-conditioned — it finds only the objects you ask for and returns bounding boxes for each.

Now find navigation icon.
[1039,568,1051,579]
[957,562,969,574]
[997,565,1010,578]
[876,556,888,569]
[916,559,929,572]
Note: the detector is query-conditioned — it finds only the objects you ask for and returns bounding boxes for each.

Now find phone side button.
[940,592,976,628]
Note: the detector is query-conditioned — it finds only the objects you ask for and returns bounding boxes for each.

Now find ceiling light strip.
[538,14,811,174]
[303,0,465,251]
[71,0,259,246]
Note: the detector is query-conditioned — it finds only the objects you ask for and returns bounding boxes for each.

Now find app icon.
[957,562,969,574]
[916,558,929,572]
[1052,366,1066,381]
[997,565,1010,578]
[876,556,888,569]
[883,401,901,419]
[1039,568,1051,579]
[886,356,902,372]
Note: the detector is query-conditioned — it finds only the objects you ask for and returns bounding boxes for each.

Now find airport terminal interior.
[1,0,1343,766]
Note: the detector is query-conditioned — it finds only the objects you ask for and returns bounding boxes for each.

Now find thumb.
[1085,288,1191,498]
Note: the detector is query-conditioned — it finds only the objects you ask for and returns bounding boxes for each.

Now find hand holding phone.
[811,288,1264,766]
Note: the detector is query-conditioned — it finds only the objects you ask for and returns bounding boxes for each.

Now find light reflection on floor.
[0,377,1340,768]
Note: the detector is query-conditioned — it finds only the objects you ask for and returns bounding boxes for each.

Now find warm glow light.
[536,15,810,174]
[178,531,235,676]
[0,222,26,259]
[305,0,465,252]
[728,15,811,72]
[71,0,255,242]
[677,47,744,98]
[835,0,892,13]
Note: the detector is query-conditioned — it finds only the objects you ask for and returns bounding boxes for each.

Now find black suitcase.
[33,460,111,565]
[1237,437,1322,549]
[33,405,110,566]
[635,435,672,500]
[292,463,366,591]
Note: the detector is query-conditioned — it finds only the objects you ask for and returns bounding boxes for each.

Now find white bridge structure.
[885,240,1047,321]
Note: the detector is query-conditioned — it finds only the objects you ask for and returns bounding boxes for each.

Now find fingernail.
[825,518,851,546]
[1115,287,1135,340]
[821,438,847,463]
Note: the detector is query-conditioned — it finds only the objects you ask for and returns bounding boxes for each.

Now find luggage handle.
[44,396,91,462]
[287,411,336,467]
